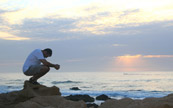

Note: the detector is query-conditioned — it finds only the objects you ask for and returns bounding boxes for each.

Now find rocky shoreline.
[0,81,173,108]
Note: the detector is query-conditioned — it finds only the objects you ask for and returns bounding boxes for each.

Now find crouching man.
[23,48,60,85]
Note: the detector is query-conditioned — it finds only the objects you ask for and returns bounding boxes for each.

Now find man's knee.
[42,66,50,72]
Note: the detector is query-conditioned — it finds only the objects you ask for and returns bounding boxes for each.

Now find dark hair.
[44,48,52,56]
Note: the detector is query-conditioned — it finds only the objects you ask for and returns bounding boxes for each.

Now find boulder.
[87,103,99,108]
[15,96,86,108]
[0,80,87,108]
[70,87,81,90]
[96,94,111,101]
[22,81,61,97]
[99,94,173,108]
[65,94,95,102]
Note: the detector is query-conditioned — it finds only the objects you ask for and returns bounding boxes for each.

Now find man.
[23,48,60,85]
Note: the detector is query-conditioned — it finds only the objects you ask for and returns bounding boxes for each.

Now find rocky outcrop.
[1,80,173,108]
[15,96,86,108]
[22,81,61,97]
[65,94,94,102]
[0,81,86,108]
[99,94,173,108]
[96,94,111,101]
[87,103,99,108]
[70,87,81,90]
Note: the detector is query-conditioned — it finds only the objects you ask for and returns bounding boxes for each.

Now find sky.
[0,0,173,72]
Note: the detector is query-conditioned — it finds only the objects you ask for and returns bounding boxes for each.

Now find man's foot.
[31,81,40,85]
[29,77,40,85]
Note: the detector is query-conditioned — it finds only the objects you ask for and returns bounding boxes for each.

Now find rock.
[1,80,173,108]
[96,94,111,101]
[87,103,99,108]
[0,80,87,108]
[15,96,86,108]
[70,87,81,90]
[65,94,95,102]
[22,81,61,97]
[99,94,173,108]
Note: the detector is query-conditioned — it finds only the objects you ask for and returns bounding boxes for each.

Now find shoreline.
[1,86,172,100]
[0,81,173,108]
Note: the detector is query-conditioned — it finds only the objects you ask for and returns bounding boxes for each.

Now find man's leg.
[30,65,50,82]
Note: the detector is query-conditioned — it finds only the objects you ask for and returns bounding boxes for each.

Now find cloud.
[58,3,173,34]
[1,8,47,25]
[0,0,173,35]
[116,54,173,59]
[0,0,9,4]
[11,18,81,41]
[0,31,30,40]
[112,44,127,47]
[112,54,173,72]
[143,55,173,58]
[163,22,173,27]
[116,55,142,59]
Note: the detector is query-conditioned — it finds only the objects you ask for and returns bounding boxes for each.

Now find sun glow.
[116,55,141,65]
[114,55,143,71]
[112,54,173,72]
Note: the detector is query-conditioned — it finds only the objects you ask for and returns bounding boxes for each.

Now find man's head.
[43,48,52,58]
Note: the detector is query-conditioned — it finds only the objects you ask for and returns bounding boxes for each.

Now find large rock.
[96,94,111,101]
[99,94,173,108]
[70,87,81,90]
[22,81,61,97]
[15,96,86,108]
[0,81,86,108]
[65,94,95,102]
[87,103,99,108]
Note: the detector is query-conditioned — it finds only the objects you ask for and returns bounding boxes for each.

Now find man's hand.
[40,59,60,70]
[54,64,60,70]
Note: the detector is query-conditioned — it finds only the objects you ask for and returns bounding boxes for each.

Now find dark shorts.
[24,65,42,76]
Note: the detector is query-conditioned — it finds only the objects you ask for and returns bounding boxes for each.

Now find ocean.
[0,71,173,100]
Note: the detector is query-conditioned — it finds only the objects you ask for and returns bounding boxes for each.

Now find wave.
[51,80,81,84]
[0,85,22,93]
[61,90,172,99]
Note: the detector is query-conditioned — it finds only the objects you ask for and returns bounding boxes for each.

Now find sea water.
[0,71,173,100]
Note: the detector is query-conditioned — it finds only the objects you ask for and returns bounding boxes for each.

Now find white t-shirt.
[23,49,45,72]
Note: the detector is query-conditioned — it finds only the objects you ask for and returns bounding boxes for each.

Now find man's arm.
[40,59,60,70]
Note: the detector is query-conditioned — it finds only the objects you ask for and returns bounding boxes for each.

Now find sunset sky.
[0,0,173,72]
